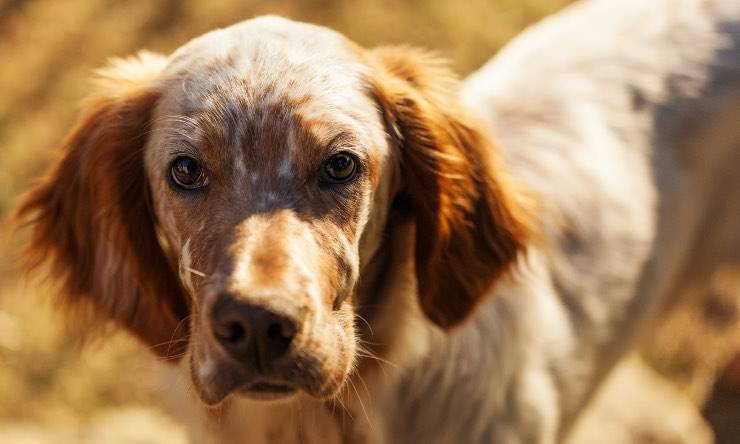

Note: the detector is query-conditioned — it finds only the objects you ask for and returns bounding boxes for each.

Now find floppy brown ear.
[15,52,189,358]
[368,47,534,329]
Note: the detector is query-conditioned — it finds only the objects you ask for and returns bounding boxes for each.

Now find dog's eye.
[322,153,357,184]
[171,156,207,189]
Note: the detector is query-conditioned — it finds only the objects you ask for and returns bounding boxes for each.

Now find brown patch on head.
[366,46,535,328]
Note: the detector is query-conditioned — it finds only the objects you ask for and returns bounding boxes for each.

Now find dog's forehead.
[169,15,351,65]
[158,16,369,120]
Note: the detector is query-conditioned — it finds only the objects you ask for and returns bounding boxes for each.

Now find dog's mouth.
[249,381,294,392]
[192,369,301,405]
[190,349,345,405]
[190,311,356,406]
[239,379,299,400]
[236,381,299,400]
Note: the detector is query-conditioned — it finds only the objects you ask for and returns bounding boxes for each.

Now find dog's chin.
[190,356,349,406]
[193,377,346,407]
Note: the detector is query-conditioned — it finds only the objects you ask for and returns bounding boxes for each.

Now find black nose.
[211,294,297,369]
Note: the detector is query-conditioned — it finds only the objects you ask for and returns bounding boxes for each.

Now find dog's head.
[17,17,532,405]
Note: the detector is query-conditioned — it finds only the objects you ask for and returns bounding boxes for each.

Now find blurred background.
[0,0,738,443]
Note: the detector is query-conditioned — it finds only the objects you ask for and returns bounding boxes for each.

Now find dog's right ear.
[15,52,190,358]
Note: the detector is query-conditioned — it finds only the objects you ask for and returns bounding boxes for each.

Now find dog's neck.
[355,205,412,330]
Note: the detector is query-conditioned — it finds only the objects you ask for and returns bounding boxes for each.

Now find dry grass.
[0,0,572,440]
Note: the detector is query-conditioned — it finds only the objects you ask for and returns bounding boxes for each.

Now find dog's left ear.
[368,47,534,329]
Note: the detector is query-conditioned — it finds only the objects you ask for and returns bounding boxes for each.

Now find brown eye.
[171,156,207,189]
[322,153,357,183]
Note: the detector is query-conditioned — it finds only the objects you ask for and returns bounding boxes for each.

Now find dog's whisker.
[348,378,371,427]
[354,313,374,336]
[186,266,206,277]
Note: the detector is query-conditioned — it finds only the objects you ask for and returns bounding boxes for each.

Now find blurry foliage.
[0,0,570,436]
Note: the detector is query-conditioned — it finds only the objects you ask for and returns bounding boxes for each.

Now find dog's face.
[146,18,395,403]
[17,17,531,405]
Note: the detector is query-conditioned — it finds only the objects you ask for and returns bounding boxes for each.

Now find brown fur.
[15,89,189,358]
[368,47,534,328]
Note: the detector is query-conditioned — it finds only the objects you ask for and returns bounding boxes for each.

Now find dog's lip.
[237,379,299,400]
[247,380,295,393]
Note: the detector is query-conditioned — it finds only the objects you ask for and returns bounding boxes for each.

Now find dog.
[16,0,740,442]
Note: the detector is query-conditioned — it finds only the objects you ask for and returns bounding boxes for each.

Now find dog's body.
[17,0,740,443]
[457,0,740,440]
[456,0,740,440]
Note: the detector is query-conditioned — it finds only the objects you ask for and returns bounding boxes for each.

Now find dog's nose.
[211,294,297,368]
